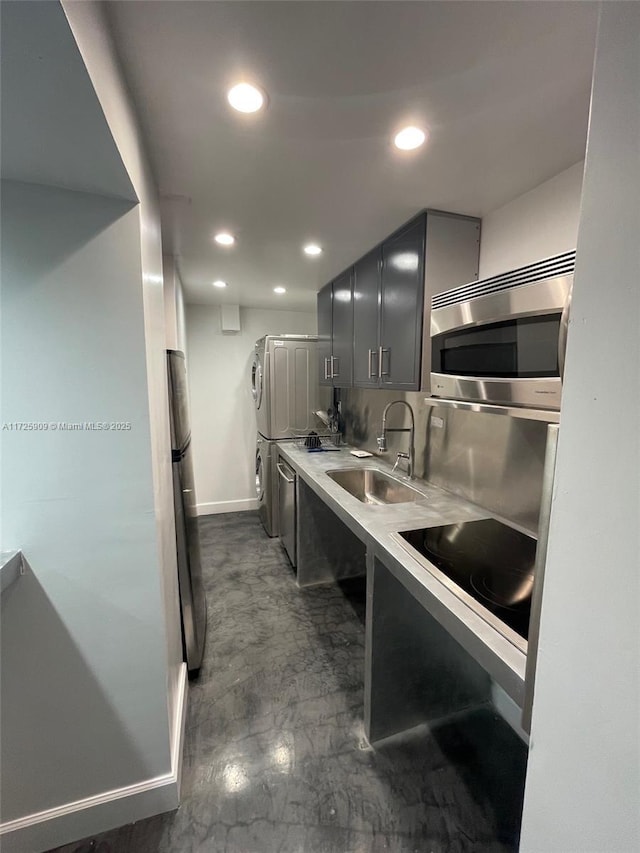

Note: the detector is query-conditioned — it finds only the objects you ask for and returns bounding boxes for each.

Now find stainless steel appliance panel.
[167,350,207,676]
[339,387,552,535]
[252,335,329,539]
[270,338,318,437]
[522,423,559,733]
[431,275,572,336]
[256,435,275,536]
[277,457,297,566]
[430,374,562,410]
[429,252,574,410]
[424,403,549,535]
[253,335,319,440]
[253,338,269,438]
[256,435,290,538]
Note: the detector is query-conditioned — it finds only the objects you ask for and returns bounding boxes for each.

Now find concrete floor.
[48,511,527,853]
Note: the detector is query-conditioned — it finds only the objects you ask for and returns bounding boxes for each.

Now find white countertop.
[276,441,527,705]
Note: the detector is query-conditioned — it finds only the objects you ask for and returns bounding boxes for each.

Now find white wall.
[163,254,188,354]
[0,182,178,853]
[176,277,187,356]
[520,5,640,851]
[187,306,316,514]
[63,0,184,788]
[479,160,584,278]
[0,2,185,850]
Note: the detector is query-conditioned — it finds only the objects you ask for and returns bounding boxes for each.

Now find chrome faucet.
[376,400,416,479]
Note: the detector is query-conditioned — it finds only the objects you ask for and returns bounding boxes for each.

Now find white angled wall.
[63,0,185,787]
[186,306,316,514]
[0,3,185,851]
[520,4,640,851]
[0,182,176,852]
[479,160,584,278]
[163,254,188,354]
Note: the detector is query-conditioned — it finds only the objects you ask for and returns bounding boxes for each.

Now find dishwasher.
[277,456,297,567]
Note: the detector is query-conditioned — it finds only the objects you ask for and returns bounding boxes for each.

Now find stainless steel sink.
[326,467,423,505]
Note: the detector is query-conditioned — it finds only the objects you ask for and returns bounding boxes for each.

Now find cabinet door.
[380,215,426,389]
[353,247,382,387]
[330,268,353,387]
[317,283,333,386]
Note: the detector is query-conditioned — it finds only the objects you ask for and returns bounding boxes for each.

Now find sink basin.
[326,467,423,505]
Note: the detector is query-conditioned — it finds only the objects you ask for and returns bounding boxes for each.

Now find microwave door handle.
[558,287,572,379]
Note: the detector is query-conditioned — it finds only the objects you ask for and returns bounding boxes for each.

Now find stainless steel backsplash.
[338,387,551,535]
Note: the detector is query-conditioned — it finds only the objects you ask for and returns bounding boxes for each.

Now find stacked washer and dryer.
[251,334,328,537]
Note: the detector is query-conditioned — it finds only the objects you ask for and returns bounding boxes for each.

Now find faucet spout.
[377,400,416,479]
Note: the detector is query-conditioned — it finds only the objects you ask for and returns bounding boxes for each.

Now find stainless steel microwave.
[430,251,574,411]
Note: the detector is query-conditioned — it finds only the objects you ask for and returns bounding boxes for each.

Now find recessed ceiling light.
[212,280,228,288]
[394,126,427,151]
[214,232,235,246]
[273,286,286,294]
[227,83,265,113]
[303,244,322,257]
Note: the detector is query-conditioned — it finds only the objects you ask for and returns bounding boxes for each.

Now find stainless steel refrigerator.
[167,349,206,677]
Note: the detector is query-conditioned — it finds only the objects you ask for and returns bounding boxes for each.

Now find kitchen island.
[276,441,528,743]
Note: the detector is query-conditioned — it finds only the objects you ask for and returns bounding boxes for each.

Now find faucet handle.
[376,434,387,453]
[392,452,409,474]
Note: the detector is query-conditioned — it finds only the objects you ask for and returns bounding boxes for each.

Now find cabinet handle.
[379,347,390,377]
[323,357,330,380]
[368,348,379,379]
[330,355,338,378]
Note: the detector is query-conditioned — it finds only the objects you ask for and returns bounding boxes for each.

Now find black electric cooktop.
[398,518,537,642]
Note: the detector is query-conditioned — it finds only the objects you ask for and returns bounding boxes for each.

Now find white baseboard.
[0,664,189,853]
[196,498,259,516]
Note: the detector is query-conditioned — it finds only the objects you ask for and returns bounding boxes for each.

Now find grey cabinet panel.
[323,210,479,392]
[353,247,381,387]
[425,212,481,297]
[331,268,353,387]
[420,212,481,392]
[317,283,332,386]
[380,215,426,389]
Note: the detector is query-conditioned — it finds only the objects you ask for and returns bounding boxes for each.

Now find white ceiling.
[1,1,136,201]
[107,1,599,312]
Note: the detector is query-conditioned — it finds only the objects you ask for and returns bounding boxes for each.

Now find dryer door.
[251,353,263,410]
[255,445,265,502]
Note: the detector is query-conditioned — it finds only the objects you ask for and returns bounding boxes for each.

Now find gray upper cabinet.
[353,247,381,386]
[419,211,482,392]
[353,214,426,390]
[317,273,353,388]
[317,282,333,387]
[330,268,353,387]
[322,209,480,392]
[380,216,426,388]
